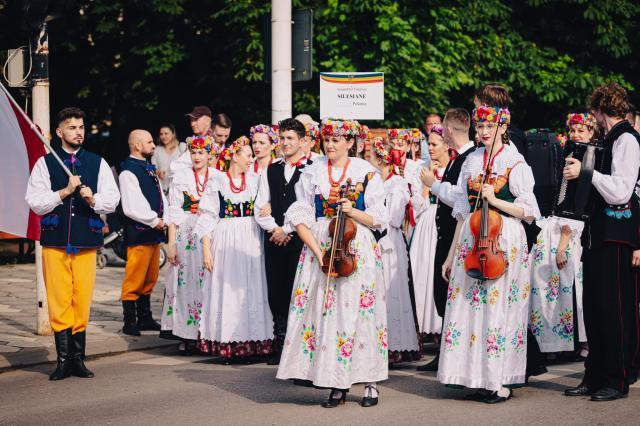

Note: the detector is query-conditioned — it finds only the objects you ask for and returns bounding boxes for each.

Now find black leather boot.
[136,294,161,331]
[122,300,141,336]
[49,328,72,381]
[70,331,95,378]
[267,316,286,365]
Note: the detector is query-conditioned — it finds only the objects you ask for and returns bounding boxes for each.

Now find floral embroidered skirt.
[199,217,274,357]
[382,228,421,358]
[276,219,389,389]
[161,216,206,340]
[529,216,585,352]
[437,216,530,392]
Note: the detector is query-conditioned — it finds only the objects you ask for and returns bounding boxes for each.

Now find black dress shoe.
[416,354,439,372]
[483,389,512,404]
[266,351,281,365]
[321,389,347,408]
[464,389,493,401]
[590,387,628,402]
[564,382,597,396]
[360,385,379,407]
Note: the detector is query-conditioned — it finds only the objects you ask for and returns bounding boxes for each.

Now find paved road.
[1,347,637,425]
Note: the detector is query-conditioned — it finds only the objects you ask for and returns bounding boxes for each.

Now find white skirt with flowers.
[437,215,530,391]
[276,218,389,389]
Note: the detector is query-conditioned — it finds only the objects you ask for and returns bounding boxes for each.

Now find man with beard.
[118,129,168,336]
[26,107,120,380]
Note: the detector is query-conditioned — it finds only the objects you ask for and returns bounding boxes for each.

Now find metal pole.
[271,0,292,123]
[31,23,52,336]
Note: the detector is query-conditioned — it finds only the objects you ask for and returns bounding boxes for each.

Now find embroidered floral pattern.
[510,246,518,263]
[177,263,186,287]
[508,280,519,306]
[486,328,506,359]
[376,325,389,359]
[323,285,336,316]
[336,331,355,368]
[488,285,500,306]
[198,266,206,288]
[552,309,574,342]
[533,245,545,266]
[222,198,255,218]
[469,333,477,348]
[465,281,487,310]
[447,285,461,307]
[529,310,544,336]
[359,282,376,318]
[545,272,561,302]
[301,324,317,361]
[511,324,526,353]
[444,322,462,351]
[186,301,202,326]
[521,282,531,300]
[372,242,383,269]
[185,232,198,251]
[291,285,309,318]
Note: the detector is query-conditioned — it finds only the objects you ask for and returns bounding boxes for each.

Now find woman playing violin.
[276,119,390,409]
[438,104,540,404]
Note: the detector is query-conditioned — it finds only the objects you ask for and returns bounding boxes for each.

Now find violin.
[322,179,358,278]
[464,119,507,281]
[464,196,507,280]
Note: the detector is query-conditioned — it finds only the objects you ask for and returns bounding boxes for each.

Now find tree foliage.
[1,0,639,162]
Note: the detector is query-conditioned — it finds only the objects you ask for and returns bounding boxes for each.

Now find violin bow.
[322,183,347,316]
[473,111,504,212]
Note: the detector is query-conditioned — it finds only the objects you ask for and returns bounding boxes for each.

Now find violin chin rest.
[465,269,484,280]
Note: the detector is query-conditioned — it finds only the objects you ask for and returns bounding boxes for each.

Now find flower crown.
[216,136,250,171]
[249,124,279,145]
[412,128,428,143]
[304,122,320,141]
[566,113,596,130]
[371,137,391,164]
[473,105,511,125]
[357,125,370,143]
[429,125,443,138]
[321,118,361,138]
[387,128,411,142]
[555,132,568,147]
[186,135,214,152]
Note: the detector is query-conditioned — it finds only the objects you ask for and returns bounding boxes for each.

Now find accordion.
[553,140,605,221]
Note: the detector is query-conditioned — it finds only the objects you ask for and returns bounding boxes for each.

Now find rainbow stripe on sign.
[320,73,384,84]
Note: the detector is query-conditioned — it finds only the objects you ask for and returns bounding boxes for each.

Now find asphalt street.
[1,347,638,425]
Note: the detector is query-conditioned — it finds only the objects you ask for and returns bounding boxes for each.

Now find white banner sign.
[320,72,384,120]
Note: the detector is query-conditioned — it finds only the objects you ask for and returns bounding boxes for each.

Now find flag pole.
[0,81,72,177]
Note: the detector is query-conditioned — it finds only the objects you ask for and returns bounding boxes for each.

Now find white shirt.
[591,132,640,205]
[254,158,308,233]
[119,156,168,228]
[25,149,120,216]
[151,142,187,191]
[430,141,475,208]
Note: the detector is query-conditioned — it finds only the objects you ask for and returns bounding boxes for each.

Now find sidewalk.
[0,263,173,372]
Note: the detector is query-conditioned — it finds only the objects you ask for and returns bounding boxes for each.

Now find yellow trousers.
[121,244,160,301]
[42,247,97,333]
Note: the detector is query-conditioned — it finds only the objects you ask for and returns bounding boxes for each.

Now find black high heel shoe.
[321,388,347,408]
[360,384,379,407]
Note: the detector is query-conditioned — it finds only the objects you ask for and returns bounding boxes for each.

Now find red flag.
[0,84,47,240]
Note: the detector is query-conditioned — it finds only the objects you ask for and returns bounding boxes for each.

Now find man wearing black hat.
[170,106,215,174]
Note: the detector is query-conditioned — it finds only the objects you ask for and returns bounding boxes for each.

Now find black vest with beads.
[119,157,167,246]
[588,121,640,249]
[40,147,104,251]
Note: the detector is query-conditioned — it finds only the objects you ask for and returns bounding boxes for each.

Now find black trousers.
[583,243,640,392]
[433,245,449,319]
[264,235,304,320]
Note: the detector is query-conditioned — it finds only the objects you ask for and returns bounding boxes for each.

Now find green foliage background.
[1,0,639,161]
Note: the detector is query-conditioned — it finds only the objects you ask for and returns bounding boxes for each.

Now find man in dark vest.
[255,118,310,365]
[119,129,167,336]
[26,107,120,380]
[564,82,640,401]
[416,108,476,372]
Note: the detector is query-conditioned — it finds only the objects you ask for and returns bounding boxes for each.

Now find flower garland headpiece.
[186,135,214,152]
[566,113,596,130]
[357,125,370,143]
[429,125,444,138]
[412,128,428,143]
[473,105,511,125]
[321,118,361,138]
[371,137,391,164]
[304,122,320,142]
[387,128,411,142]
[249,124,279,145]
[216,136,250,171]
[555,132,568,148]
